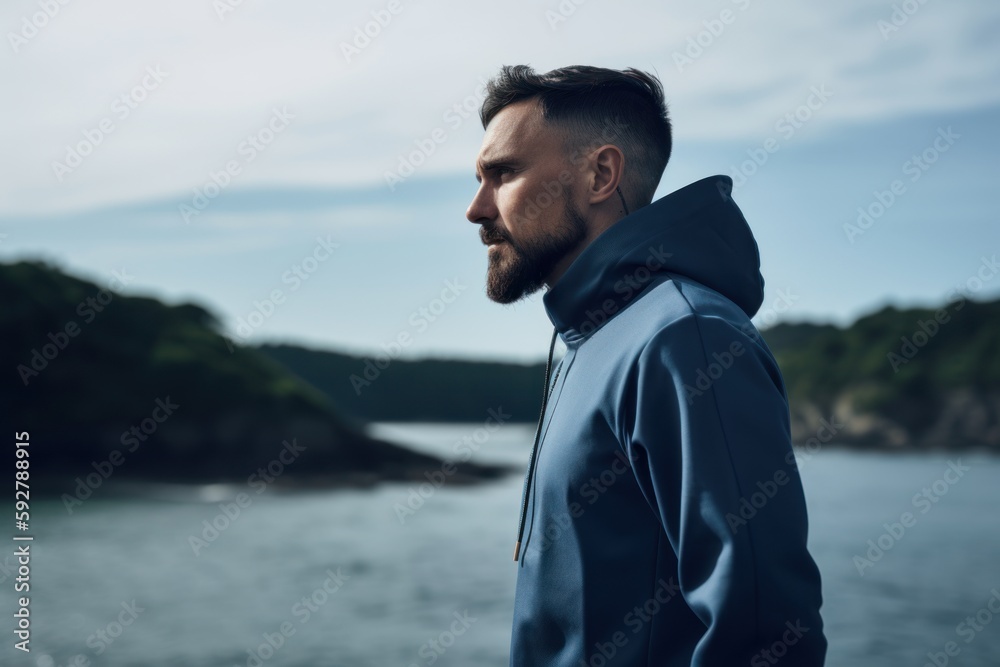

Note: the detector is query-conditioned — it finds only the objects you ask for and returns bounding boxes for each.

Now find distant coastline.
[6,258,998,500]
[259,300,1000,452]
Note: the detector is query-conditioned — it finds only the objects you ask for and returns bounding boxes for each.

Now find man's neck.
[544,213,620,288]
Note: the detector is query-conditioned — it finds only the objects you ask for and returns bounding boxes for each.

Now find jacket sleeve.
[618,312,827,666]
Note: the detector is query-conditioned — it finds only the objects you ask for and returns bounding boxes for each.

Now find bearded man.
[466,64,827,667]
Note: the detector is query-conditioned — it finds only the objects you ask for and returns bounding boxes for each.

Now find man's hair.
[480,64,672,208]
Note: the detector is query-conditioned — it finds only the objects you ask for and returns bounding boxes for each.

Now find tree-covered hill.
[2,260,508,487]
[258,343,547,424]
[767,298,1000,449]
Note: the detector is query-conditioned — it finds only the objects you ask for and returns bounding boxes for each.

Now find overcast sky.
[3,0,999,361]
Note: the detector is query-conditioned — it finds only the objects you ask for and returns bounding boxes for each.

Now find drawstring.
[615,185,630,217]
[513,327,559,561]
[512,190,626,562]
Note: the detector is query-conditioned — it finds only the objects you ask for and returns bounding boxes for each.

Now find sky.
[2,0,999,362]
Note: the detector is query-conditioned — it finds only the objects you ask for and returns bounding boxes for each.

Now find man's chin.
[485,262,542,304]
[486,285,536,305]
[484,238,562,304]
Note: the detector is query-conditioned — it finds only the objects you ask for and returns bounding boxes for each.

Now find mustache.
[480,224,510,246]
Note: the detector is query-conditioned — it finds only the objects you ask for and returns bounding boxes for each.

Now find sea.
[2,423,999,667]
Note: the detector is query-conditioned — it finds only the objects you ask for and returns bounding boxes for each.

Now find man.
[466,65,827,666]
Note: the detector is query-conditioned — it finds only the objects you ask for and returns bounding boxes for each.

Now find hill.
[2,260,509,489]
[258,343,547,423]
[768,299,1000,449]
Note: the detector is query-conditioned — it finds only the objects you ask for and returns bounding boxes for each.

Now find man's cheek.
[496,191,516,222]
[505,182,534,217]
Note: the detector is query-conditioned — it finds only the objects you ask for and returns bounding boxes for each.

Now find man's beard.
[481,203,588,304]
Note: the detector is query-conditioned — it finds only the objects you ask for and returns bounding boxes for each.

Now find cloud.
[2,0,998,218]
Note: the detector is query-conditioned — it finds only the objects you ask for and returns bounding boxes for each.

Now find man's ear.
[587,144,626,207]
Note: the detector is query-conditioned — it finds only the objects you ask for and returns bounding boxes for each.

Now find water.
[2,423,998,667]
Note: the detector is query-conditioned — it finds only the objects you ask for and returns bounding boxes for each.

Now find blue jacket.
[509,176,826,666]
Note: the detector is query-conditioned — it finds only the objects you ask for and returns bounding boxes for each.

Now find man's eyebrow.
[475,156,522,182]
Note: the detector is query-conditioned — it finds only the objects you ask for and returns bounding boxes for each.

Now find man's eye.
[495,167,514,177]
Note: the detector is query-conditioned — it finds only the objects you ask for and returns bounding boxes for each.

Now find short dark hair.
[480,64,672,208]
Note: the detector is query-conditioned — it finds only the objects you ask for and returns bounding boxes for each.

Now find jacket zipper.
[513,328,561,561]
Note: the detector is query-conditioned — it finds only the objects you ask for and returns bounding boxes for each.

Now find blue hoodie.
[509,176,826,666]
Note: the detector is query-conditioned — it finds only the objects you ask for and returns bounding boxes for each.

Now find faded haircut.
[480,64,672,208]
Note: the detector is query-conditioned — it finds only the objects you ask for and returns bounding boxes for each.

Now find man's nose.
[466,184,495,224]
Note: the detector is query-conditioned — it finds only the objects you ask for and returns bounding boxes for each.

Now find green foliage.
[257,344,546,423]
[766,300,1000,407]
[0,259,448,482]
[259,297,1000,425]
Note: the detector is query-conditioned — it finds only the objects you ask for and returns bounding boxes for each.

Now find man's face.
[466,99,588,304]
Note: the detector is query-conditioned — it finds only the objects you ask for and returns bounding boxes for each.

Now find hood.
[542,175,765,340]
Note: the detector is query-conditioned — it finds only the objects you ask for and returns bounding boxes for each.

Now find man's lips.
[480,226,507,246]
